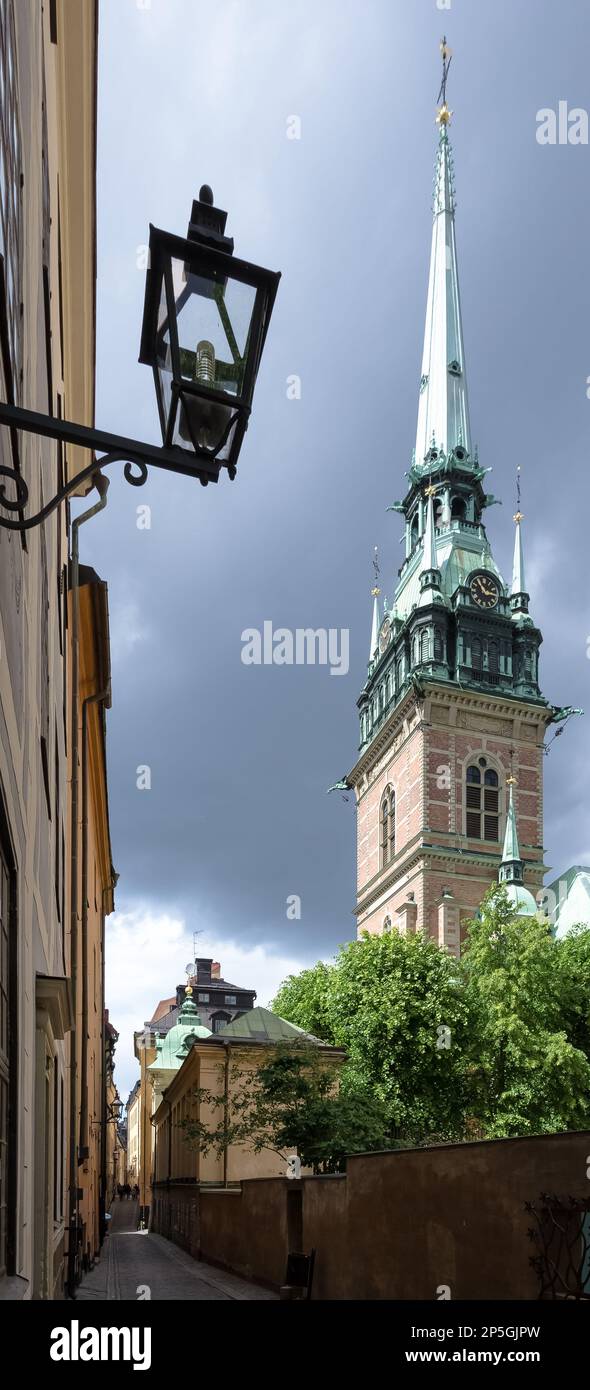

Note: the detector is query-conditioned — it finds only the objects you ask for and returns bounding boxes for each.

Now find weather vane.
[372,545,380,597]
[436,36,453,125]
[514,465,524,524]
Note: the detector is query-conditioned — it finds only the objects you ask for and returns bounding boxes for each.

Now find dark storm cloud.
[82,0,590,978]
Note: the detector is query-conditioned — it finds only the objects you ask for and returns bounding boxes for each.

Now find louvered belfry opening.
[466,762,500,842]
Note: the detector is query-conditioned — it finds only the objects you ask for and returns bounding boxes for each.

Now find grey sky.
[83,0,590,1094]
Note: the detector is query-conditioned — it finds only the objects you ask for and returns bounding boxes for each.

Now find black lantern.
[109,1098,123,1122]
[0,185,280,530]
[139,186,280,482]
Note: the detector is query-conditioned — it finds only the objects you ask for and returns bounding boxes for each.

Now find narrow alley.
[76,1201,276,1302]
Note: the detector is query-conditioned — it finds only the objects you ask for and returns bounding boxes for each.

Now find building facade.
[175,957,256,1034]
[543,865,590,938]
[125,1080,141,1188]
[347,84,568,950]
[130,957,257,1225]
[67,564,115,1282]
[0,0,115,1299]
[104,1013,125,1207]
[150,1003,345,1253]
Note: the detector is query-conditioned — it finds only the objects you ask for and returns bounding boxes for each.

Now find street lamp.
[0,187,280,530]
[140,186,279,479]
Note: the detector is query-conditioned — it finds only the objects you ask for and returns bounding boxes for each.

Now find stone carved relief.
[456,712,512,736]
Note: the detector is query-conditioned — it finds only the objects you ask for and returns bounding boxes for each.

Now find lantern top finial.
[199,184,214,205]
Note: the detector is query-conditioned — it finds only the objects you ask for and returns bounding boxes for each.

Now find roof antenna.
[185,930,204,983]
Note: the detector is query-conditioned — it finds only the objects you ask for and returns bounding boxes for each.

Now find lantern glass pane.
[171,256,257,401]
[155,274,174,433]
[172,398,240,461]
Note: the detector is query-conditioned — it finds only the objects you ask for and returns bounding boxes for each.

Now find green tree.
[272,961,335,1042]
[326,929,471,1142]
[554,924,590,1061]
[179,1042,390,1174]
[461,887,590,1137]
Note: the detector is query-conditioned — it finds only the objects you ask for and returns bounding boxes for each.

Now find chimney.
[211,962,221,979]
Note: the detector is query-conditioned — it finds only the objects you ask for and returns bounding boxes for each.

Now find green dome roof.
[148,989,211,1083]
[504,883,538,917]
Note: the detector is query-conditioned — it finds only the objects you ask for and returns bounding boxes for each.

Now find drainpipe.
[67,472,109,1297]
[223,1041,230,1188]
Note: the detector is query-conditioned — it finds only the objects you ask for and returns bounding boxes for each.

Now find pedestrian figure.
[117,1183,123,1200]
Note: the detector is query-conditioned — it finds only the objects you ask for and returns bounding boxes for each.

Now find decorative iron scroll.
[526,1192,590,1300]
[0,451,148,531]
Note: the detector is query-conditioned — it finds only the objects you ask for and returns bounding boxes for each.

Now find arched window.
[488,640,499,675]
[420,629,430,663]
[410,515,419,548]
[451,496,466,520]
[433,628,443,661]
[465,764,500,842]
[380,788,396,868]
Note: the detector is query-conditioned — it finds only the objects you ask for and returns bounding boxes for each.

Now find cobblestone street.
[76,1201,276,1302]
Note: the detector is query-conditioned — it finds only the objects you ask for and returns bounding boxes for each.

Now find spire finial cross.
[507,747,518,787]
[513,465,524,523]
[436,37,453,125]
[372,545,380,596]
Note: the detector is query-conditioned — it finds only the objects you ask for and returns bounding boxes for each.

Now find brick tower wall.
[353,689,549,944]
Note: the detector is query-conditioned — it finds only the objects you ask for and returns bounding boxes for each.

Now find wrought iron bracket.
[0,402,239,531]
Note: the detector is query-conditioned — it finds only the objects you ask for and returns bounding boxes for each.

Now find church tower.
[347,43,558,952]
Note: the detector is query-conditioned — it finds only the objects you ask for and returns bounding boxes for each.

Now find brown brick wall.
[353,691,548,940]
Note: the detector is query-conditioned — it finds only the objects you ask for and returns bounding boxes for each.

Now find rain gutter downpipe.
[67,472,110,1297]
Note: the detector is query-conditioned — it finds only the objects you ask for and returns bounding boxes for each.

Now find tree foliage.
[179,1042,389,1173]
[460,889,590,1137]
[272,962,336,1043]
[271,888,590,1146]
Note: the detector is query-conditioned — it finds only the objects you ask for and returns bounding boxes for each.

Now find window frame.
[464,759,501,843]
[380,786,396,869]
[211,1013,231,1034]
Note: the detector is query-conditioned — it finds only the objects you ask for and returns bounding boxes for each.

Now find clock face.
[379,619,391,653]
[469,571,501,609]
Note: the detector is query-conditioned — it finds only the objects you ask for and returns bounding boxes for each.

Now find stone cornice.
[355,841,547,916]
[350,680,552,790]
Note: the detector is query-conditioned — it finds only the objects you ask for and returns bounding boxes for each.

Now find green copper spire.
[414,45,471,465]
[511,515,526,597]
[369,546,380,666]
[498,777,538,916]
[501,779,521,868]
